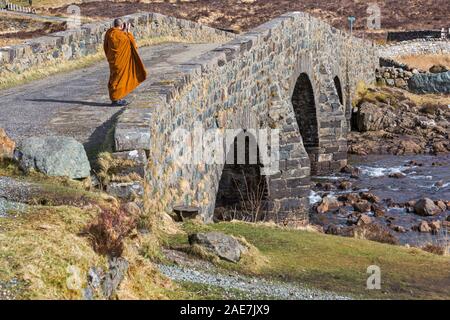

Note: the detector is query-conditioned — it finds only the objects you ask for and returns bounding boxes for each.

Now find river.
[310,154,450,247]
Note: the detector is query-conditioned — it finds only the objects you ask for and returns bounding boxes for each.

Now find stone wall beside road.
[0,12,234,75]
[379,39,450,58]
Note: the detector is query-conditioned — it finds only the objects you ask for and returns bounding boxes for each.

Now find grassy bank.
[167,221,450,300]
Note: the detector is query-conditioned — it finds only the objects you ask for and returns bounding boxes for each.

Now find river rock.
[408,71,450,94]
[414,198,442,216]
[428,221,441,233]
[360,192,381,203]
[17,136,90,179]
[417,221,431,233]
[355,102,396,132]
[435,200,447,212]
[353,200,372,213]
[316,195,341,214]
[338,180,352,190]
[357,214,372,226]
[0,128,15,160]
[188,232,245,263]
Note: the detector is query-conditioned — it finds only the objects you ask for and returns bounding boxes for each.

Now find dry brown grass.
[395,54,450,72]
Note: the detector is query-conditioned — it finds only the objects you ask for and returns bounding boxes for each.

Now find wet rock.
[428,221,441,234]
[341,165,361,177]
[338,193,360,206]
[17,136,91,179]
[406,160,423,167]
[391,225,407,233]
[357,214,372,226]
[353,200,372,213]
[417,221,431,233]
[316,195,341,214]
[188,232,245,263]
[372,204,385,217]
[414,198,442,216]
[337,180,352,190]
[435,200,447,212]
[360,192,381,203]
[0,128,15,160]
[434,180,444,188]
[389,172,406,179]
[315,182,335,191]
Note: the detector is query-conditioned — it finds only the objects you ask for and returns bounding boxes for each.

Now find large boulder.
[355,102,396,132]
[17,136,91,179]
[0,128,15,160]
[408,71,450,94]
[188,232,245,263]
[414,198,442,216]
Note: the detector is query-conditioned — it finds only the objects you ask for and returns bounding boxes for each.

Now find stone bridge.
[125,12,378,222]
[0,11,378,222]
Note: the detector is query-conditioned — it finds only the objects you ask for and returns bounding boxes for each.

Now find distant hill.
[42,0,449,40]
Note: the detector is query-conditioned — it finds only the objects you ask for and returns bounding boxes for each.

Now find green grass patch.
[166,221,450,300]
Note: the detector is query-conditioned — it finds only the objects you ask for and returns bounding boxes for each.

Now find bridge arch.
[214,130,270,222]
[291,72,320,174]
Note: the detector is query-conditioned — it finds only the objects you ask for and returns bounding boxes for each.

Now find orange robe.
[103,27,147,101]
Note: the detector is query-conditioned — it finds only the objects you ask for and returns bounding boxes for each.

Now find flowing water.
[310,154,450,247]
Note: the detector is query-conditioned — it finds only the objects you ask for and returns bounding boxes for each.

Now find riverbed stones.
[353,200,372,213]
[357,214,372,226]
[17,136,90,179]
[316,195,341,214]
[188,232,245,263]
[0,128,15,160]
[414,198,442,216]
[417,221,431,233]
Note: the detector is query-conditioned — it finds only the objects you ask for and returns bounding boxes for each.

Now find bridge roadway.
[0,42,219,157]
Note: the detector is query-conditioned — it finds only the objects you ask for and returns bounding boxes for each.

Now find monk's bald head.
[113,18,123,28]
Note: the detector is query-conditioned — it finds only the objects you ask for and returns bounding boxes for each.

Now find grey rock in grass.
[189,232,246,263]
[17,136,91,179]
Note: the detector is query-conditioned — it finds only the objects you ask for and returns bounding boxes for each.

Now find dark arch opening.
[333,76,344,105]
[214,131,269,222]
[291,73,319,173]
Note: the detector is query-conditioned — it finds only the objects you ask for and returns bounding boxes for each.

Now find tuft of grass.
[167,221,450,299]
[0,205,108,299]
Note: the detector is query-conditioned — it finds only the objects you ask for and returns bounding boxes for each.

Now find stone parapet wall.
[0,12,234,75]
[379,39,450,58]
[375,66,415,89]
[114,12,378,222]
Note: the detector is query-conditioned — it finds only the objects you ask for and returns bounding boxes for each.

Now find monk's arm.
[126,32,138,49]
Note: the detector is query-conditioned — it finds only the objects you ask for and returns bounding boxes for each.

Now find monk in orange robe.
[104,18,147,106]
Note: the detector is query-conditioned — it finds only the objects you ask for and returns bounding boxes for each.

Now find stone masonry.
[110,12,378,222]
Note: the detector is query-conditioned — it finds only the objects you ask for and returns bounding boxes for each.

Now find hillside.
[42,0,450,39]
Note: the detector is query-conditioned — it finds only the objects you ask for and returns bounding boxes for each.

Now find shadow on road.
[25,99,113,107]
